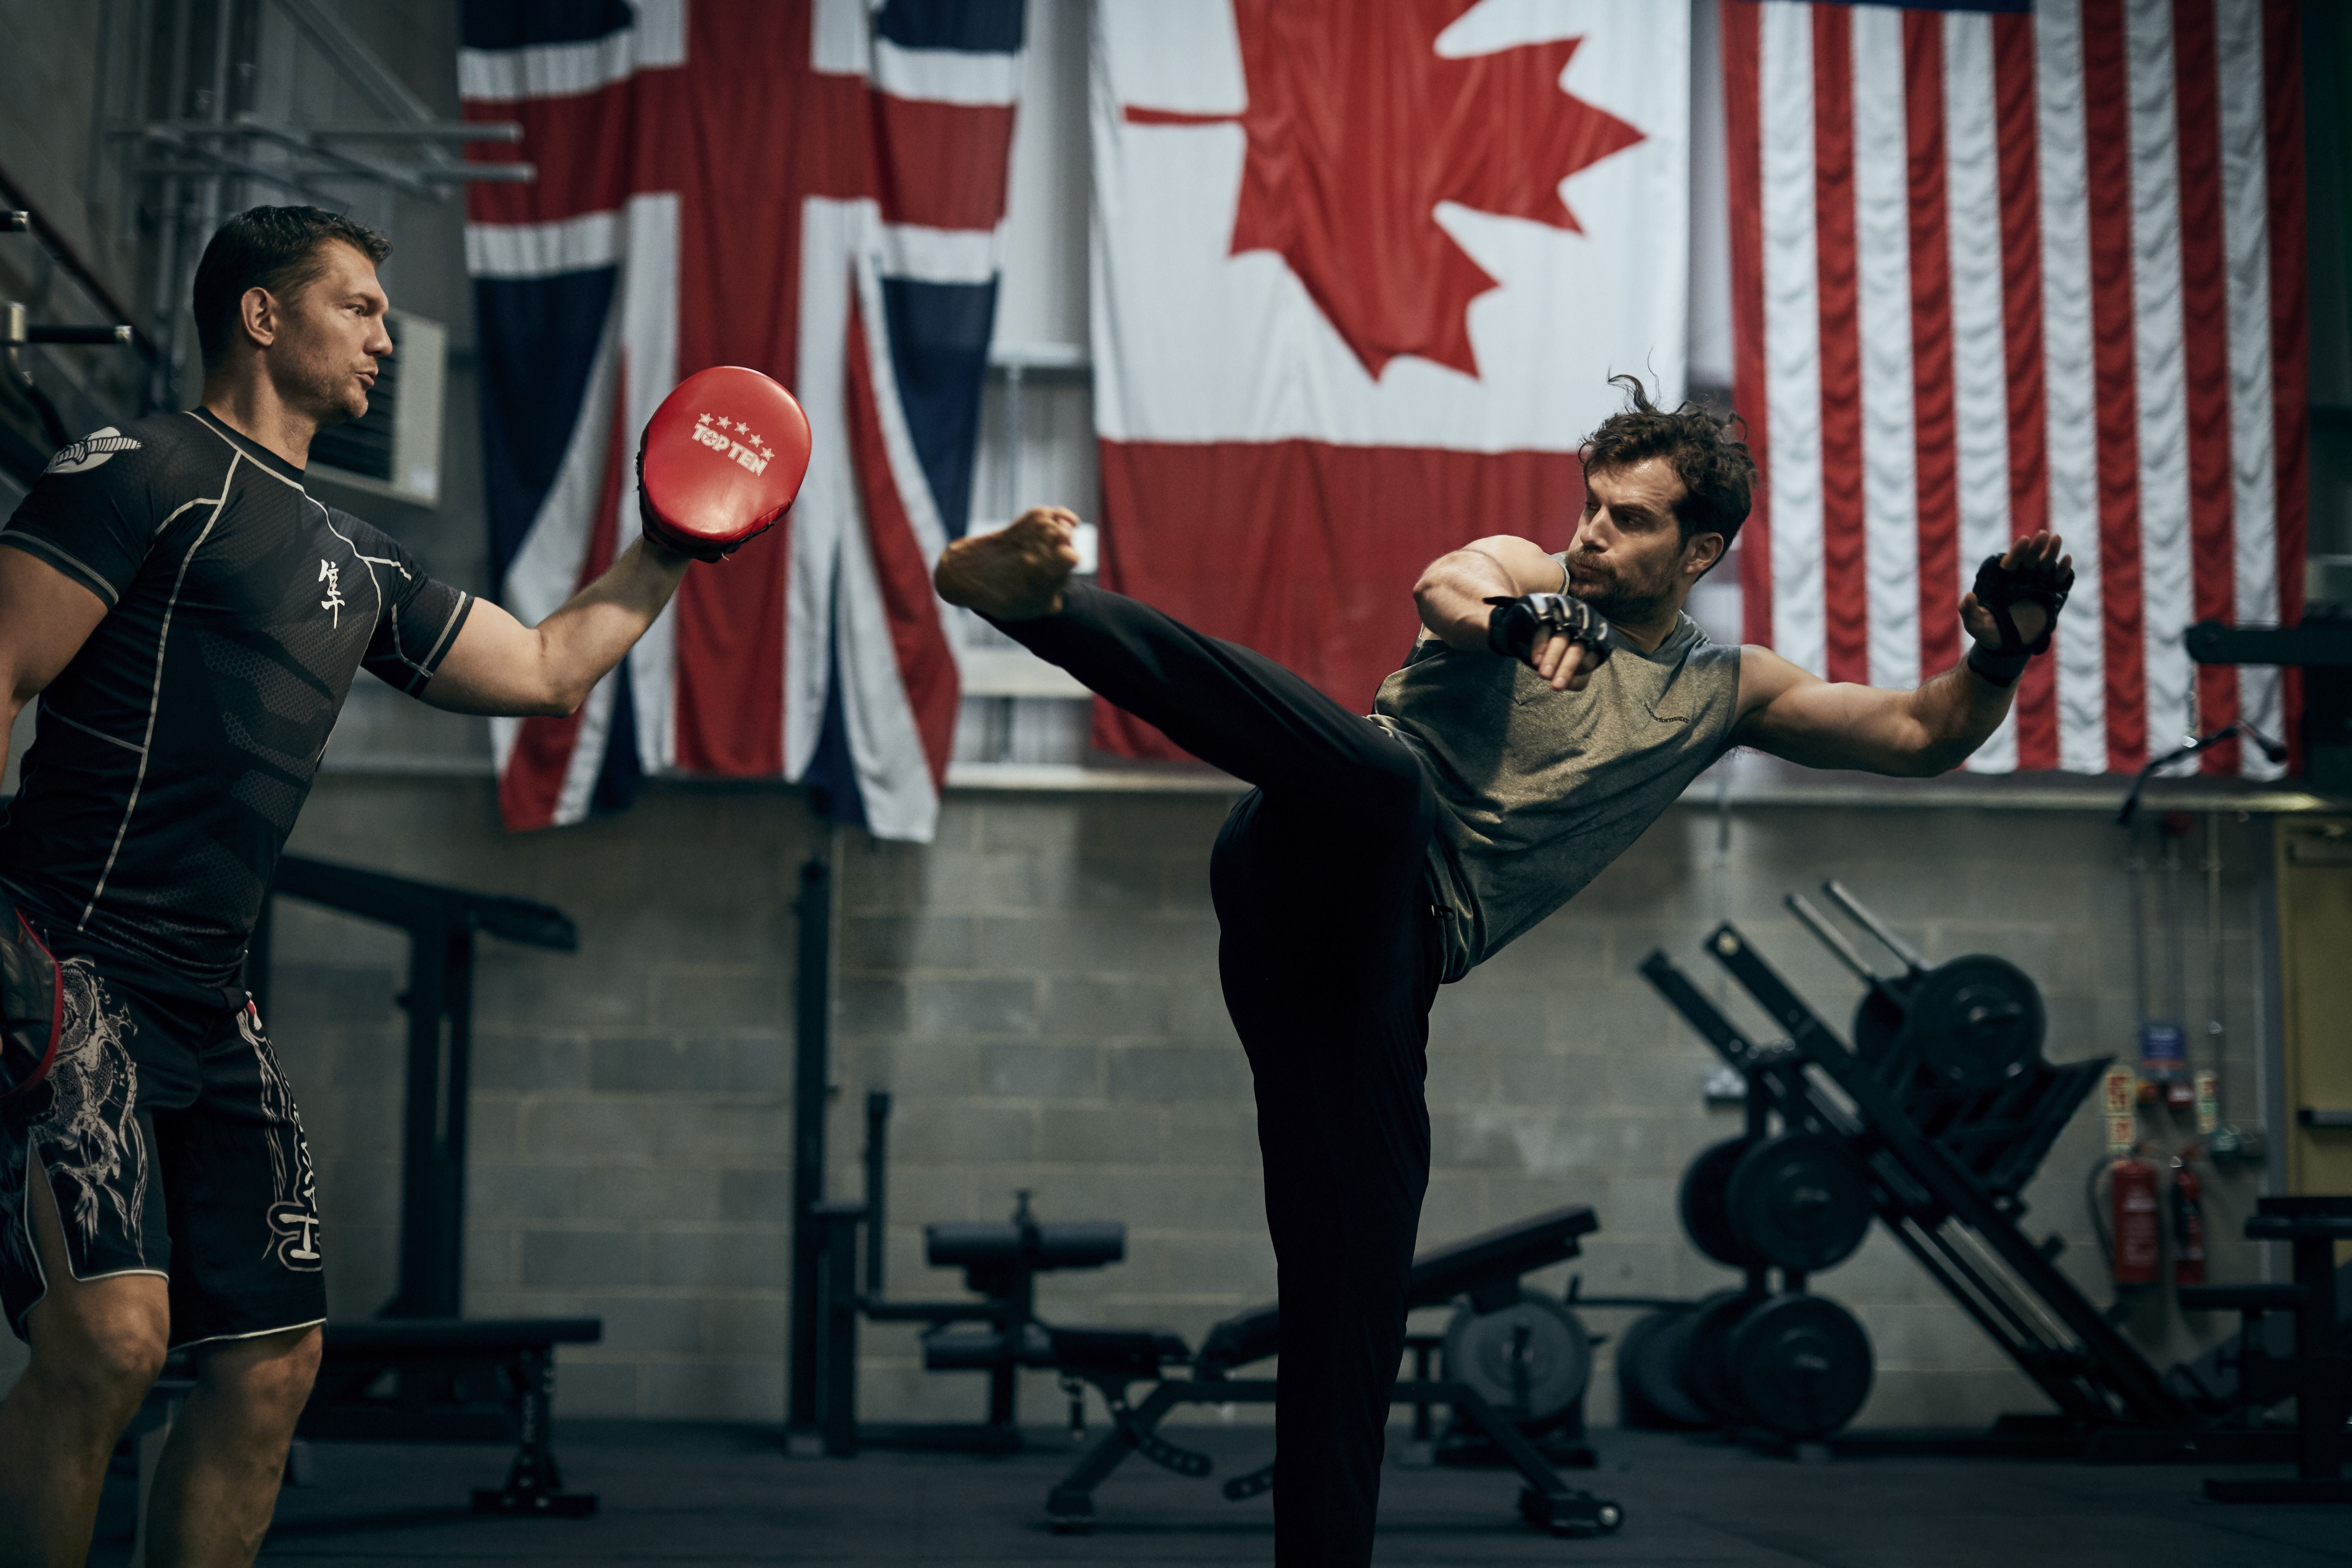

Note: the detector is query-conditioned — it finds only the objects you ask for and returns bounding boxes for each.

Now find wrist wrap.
[1483,592,1613,668]
[1966,645,2031,688]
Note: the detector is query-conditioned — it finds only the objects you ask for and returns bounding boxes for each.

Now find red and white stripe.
[1723,0,2306,777]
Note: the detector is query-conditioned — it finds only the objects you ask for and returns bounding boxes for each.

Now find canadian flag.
[1088,0,1690,756]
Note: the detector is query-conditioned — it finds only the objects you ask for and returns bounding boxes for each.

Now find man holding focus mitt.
[0,204,808,1568]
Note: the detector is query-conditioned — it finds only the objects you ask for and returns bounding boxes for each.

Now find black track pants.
[993,583,1441,1566]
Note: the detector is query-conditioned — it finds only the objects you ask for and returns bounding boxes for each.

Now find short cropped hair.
[1580,374,1757,551]
[192,205,391,371]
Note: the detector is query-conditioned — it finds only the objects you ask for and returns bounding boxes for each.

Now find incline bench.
[1038,1204,1625,1538]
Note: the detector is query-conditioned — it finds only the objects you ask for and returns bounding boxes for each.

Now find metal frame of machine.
[1641,896,2208,1444]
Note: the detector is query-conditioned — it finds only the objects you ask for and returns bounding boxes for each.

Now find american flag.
[459,0,1022,837]
[1724,0,2308,777]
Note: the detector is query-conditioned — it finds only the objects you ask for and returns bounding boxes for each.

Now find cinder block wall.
[40,774,2252,1430]
[832,792,2272,1431]
[263,778,819,1421]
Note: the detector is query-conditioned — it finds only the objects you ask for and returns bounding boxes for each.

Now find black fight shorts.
[1,950,326,1348]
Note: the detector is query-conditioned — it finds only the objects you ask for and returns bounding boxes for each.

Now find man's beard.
[318,377,368,425]
[285,358,366,427]
[1565,563,1676,626]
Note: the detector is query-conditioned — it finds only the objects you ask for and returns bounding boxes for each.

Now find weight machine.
[1640,884,2222,1452]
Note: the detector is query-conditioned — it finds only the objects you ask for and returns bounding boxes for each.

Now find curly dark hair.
[192,205,392,371]
[1579,374,1757,551]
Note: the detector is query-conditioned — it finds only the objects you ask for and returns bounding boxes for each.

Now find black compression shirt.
[0,409,474,999]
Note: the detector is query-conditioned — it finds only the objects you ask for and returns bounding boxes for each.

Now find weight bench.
[1040,1204,1624,1539]
[2184,1197,2352,1503]
[300,1316,604,1516]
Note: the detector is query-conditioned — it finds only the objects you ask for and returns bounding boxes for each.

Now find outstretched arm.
[1414,534,1599,691]
[421,538,691,717]
[1731,532,2071,776]
[1733,649,2016,776]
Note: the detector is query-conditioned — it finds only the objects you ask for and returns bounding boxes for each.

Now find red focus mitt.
[1,901,62,1101]
[636,366,813,563]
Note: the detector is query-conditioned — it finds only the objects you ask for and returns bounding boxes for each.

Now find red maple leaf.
[1128,0,1645,380]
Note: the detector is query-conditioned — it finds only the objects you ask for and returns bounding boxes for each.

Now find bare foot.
[935,506,1082,620]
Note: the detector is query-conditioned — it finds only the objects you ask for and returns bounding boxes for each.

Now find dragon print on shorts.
[1,958,147,1283]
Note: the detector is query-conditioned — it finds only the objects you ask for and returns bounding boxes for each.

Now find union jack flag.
[460,0,1021,836]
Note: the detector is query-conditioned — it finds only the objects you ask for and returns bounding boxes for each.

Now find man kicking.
[934,378,2071,1566]
[0,206,779,1566]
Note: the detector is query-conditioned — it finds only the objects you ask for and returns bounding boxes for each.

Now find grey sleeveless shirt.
[1370,588,1743,981]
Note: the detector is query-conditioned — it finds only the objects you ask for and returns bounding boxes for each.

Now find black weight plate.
[1616,1309,1712,1430]
[1728,1293,1874,1440]
[1727,1131,1873,1273]
[1681,1289,1757,1423]
[1679,1138,1762,1268]
[1851,981,1909,1068]
[1903,955,2044,1090]
[1441,1295,1592,1430]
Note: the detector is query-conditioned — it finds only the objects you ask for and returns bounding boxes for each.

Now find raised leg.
[941,512,1415,796]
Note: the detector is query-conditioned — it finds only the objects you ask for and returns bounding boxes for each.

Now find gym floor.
[84,1423,2350,1566]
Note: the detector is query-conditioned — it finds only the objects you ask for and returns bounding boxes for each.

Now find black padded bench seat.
[322,1316,604,1356]
[309,1316,603,1437]
[1048,1326,1192,1380]
[1197,1204,1598,1373]
[303,1316,604,1516]
[925,1322,1190,1378]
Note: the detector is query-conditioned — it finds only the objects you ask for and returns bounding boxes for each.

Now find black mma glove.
[1483,592,1614,671]
[1965,550,2074,687]
[0,898,62,1100]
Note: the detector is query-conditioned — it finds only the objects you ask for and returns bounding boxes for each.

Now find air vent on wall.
[309,310,446,506]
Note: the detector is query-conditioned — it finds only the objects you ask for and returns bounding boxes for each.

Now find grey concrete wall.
[102,775,2263,1430]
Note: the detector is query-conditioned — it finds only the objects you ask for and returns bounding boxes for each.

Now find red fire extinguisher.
[2109,1152,2162,1285]
[2169,1153,2206,1286]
